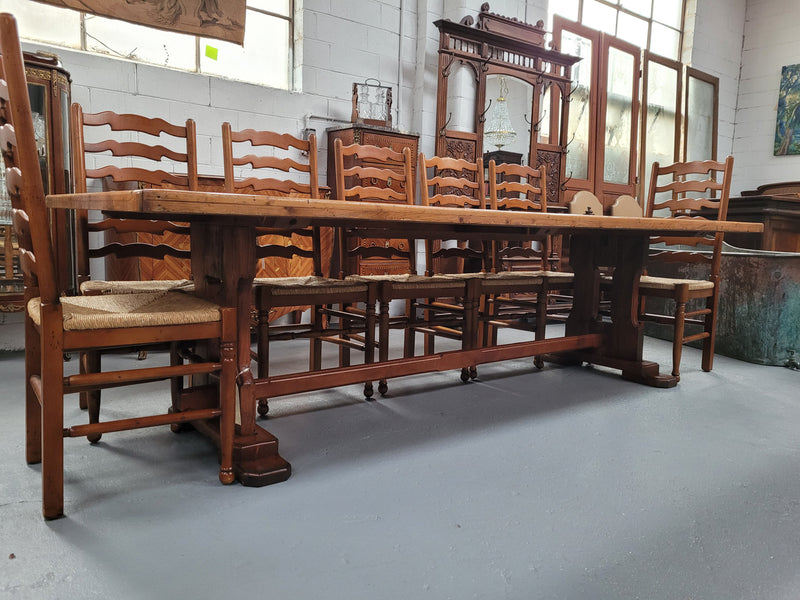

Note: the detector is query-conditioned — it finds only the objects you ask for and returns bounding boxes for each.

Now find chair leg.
[672,286,689,381]
[403,298,416,359]
[378,296,390,395]
[363,298,376,400]
[255,303,270,418]
[80,350,102,443]
[463,279,480,381]
[339,302,352,369]
[256,305,270,379]
[534,286,549,370]
[310,303,323,372]
[78,351,89,411]
[25,313,41,465]
[40,316,65,520]
[701,291,719,372]
[424,298,435,356]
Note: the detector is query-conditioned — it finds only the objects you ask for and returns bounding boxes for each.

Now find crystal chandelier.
[484,76,517,150]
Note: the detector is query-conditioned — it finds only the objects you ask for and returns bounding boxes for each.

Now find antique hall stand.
[434,5,579,210]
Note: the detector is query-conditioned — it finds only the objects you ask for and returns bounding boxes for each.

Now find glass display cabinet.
[0,51,73,312]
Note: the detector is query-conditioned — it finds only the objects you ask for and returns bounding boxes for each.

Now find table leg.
[566,232,677,388]
[183,221,291,486]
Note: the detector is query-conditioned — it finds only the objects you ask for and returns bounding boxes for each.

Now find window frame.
[550,0,686,61]
[3,0,296,90]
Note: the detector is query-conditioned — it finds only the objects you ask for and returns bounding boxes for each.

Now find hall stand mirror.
[434,4,580,209]
[0,52,73,313]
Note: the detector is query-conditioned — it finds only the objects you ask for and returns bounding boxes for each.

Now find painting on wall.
[774,64,800,156]
[32,0,246,44]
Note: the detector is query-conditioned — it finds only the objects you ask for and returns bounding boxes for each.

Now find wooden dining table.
[47,188,764,486]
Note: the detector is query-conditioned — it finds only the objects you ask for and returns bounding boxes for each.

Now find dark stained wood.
[712,185,800,252]
[434,7,578,208]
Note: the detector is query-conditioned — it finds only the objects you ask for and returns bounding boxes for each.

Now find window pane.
[85,15,196,71]
[248,0,291,17]
[0,0,81,48]
[621,0,651,18]
[603,47,634,183]
[583,0,617,35]
[653,0,683,29]
[616,12,648,48]
[201,10,289,89]
[561,31,593,181]
[686,77,715,161]
[650,23,680,60]
[643,61,679,200]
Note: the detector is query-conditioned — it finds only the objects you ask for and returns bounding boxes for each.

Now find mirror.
[484,74,533,161]
[446,62,477,134]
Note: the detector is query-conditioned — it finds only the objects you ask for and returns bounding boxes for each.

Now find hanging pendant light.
[484,76,517,150]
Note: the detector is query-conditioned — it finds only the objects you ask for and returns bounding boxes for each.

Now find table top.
[47,188,764,239]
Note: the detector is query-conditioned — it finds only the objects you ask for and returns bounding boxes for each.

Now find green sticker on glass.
[205,45,218,60]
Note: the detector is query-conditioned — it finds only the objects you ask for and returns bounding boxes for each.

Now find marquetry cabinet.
[326,125,419,276]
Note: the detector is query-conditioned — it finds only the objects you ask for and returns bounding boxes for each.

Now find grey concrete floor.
[1,328,800,599]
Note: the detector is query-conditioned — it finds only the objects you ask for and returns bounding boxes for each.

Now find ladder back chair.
[402,153,488,381]
[71,103,201,416]
[333,139,428,393]
[474,161,573,366]
[222,124,376,417]
[71,102,198,295]
[0,12,236,519]
[639,156,735,380]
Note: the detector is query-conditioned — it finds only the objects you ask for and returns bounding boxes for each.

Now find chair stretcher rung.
[65,408,222,438]
[64,362,221,394]
[682,331,710,344]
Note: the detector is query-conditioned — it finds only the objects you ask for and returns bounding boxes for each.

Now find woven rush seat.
[27,290,221,331]
[79,278,194,295]
[638,275,715,291]
[253,275,367,295]
[347,272,466,291]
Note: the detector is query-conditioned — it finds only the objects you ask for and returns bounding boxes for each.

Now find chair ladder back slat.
[222,124,322,276]
[488,161,550,273]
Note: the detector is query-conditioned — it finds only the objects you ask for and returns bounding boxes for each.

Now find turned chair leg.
[671,285,689,381]
[534,284,549,370]
[255,304,271,418]
[363,298,376,400]
[378,297,390,395]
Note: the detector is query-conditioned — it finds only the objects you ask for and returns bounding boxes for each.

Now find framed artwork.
[775,64,800,156]
[32,0,246,44]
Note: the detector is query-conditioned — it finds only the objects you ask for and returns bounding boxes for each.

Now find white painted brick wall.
[732,0,800,194]
[686,0,746,194]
